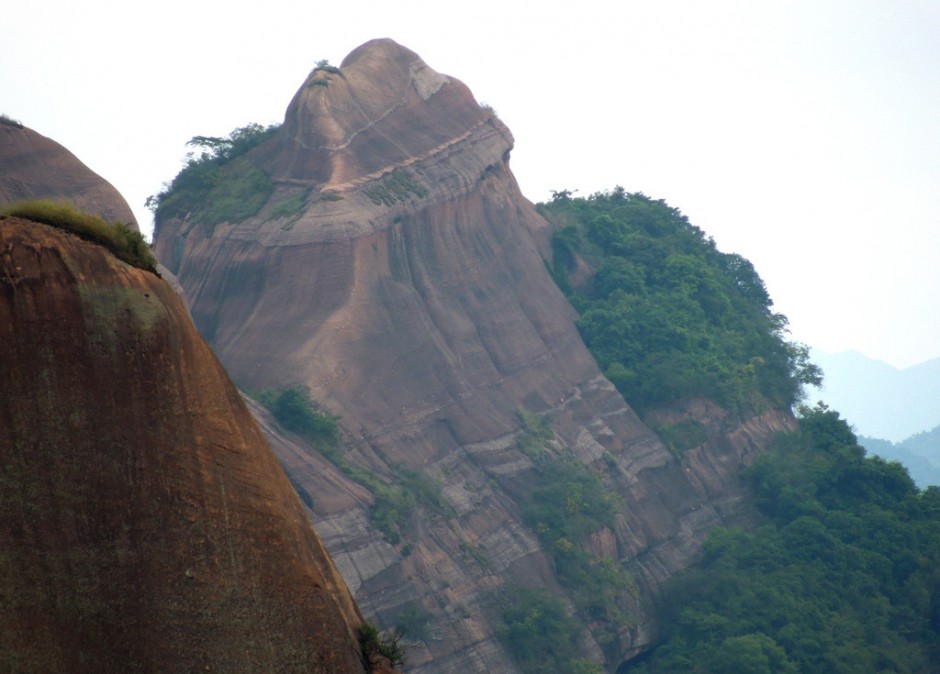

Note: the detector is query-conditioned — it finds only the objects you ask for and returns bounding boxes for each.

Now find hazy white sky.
[4,0,939,368]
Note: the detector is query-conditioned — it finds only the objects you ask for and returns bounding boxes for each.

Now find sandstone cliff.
[0,118,138,228]
[152,39,795,671]
[0,216,370,672]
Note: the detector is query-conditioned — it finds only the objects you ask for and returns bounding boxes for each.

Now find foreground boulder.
[0,216,369,673]
[0,117,137,227]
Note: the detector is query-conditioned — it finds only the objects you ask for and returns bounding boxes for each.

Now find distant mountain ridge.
[859,428,940,488]
[808,348,940,442]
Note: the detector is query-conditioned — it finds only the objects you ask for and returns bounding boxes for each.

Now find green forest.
[540,189,820,414]
[541,190,940,673]
[624,404,940,674]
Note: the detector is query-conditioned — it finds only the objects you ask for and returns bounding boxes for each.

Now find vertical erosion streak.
[219,481,239,574]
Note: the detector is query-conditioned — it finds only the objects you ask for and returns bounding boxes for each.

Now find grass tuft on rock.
[1,200,158,273]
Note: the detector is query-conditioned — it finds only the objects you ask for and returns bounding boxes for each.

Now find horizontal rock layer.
[153,39,795,672]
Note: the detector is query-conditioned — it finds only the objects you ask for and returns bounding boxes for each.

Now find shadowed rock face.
[153,39,795,671]
[0,119,138,228]
[0,217,368,673]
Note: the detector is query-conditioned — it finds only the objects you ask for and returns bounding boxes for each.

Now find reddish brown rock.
[152,39,796,671]
[268,38,489,187]
[0,217,368,673]
[155,37,599,477]
[0,118,137,227]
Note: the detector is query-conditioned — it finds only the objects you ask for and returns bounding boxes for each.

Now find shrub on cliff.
[260,385,340,444]
[0,113,24,128]
[357,621,405,669]
[147,123,279,232]
[1,200,157,273]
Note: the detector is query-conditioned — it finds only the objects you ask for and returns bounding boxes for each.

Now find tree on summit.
[146,122,280,229]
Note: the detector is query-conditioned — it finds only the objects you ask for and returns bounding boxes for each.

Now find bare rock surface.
[0,118,138,228]
[153,39,796,671]
[0,217,369,673]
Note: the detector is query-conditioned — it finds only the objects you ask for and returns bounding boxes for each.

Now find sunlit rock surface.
[0,217,369,673]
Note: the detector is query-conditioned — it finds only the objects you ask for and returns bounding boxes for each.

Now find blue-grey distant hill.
[807,349,940,487]
[859,428,940,488]
[808,348,940,442]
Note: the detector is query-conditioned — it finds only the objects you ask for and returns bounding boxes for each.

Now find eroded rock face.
[270,38,487,188]
[0,217,367,673]
[0,119,138,228]
[153,39,795,671]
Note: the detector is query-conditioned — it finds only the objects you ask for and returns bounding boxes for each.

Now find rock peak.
[338,37,421,69]
[274,39,492,186]
[152,42,793,672]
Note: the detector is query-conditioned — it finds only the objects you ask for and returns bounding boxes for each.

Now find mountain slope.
[627,405,940,674]
[0,216,369,672]
[152,39,796,672]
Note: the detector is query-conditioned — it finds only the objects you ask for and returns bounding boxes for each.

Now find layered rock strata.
[153,39,795,671]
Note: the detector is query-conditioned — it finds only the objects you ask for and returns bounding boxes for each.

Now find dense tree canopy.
[623,404,940,674]
[539,189,820,413]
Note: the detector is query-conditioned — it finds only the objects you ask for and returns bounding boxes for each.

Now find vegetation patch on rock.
[258,386,451,543]
[497,586,604,674]
[148,123,279,233]
[1,200,157,273]
[519,456,634,648]
[364,170,427,207]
